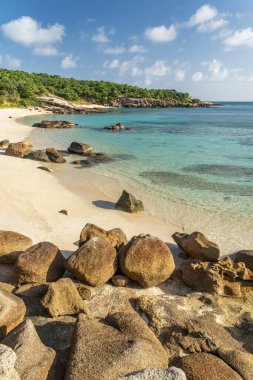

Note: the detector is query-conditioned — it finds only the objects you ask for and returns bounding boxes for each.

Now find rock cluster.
[104,123,125,131]
[5,140,32,158]
[32,120,76,128]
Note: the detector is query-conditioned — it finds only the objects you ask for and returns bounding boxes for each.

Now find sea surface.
[22,102,253,252]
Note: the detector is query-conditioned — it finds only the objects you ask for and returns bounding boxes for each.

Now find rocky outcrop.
[65,310,168,380]
[0,290,26,340]
[120,234,175,287]
[2,319,56,380]
[26,148,66,163]
[115,190,144,213]
[0,231,33,264]
[235,250,253,272]
[0,344,19,380]
[104,123,125,131]
[32,120,76,128]
[172,231,220,261]
[118,97,212,108]
[79,223,127,249]
[65,237,117,286]
[13,242,64,286]
[68,142,92,155]
[5,140,32,158]
[114,367,187,380]
[175,352,243,380]
[41,278,89,317]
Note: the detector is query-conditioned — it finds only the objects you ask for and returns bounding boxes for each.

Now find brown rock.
[25,150,50,162]
[120,234,175,287]
[115,190,144,213]
[176,352,243,380]
[65,237,117,286]
[0,139,9,149]
[79,223,127,249]
[2,319,56,380]
[172,231,220,261]
[13,242,64,286]
[41,278,89,317]
[234,250,253,272]
[0,264,14,283]
[5,140,32,158]
[0,230,33,264]
[0,290,26,339]
[68,142,92,155]
[34,120,75,129]
[74,283,94,300]
[45,148,66,163]
[59,209,68,215]
[65,310,168,380]
[218,349,253,380]
[14,283,48,316]
[112,275,130,287]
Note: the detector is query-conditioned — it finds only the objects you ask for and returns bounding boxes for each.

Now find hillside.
[0,68,205,108]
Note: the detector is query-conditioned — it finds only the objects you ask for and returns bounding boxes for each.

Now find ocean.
[22,102,253,252]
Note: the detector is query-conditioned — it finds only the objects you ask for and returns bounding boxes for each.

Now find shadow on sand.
[92,200,115,210]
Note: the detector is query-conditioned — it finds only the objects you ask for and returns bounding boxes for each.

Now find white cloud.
[1,16,65,56]
[145,60,171,77]
[197,18,228,32]
[202,59,229,80]
[128,44,148,53]
[0,54,21,68]
[145,25,177,43]
[92,26,114,43]
[188,4,217,26]
[175,69,186,81]
[223,27,253,49]
[61,55,78,69]
[192,71,204,82]
[103,59,120,69]
[103,45,125,54]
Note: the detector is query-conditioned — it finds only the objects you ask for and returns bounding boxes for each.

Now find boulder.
[178,257,253,296]
[0,139,9,149]
[41,278,89,317]
[25,150,50,162]
[33,120,75,128]
[5,140,32,158]
[112,275,130,287]
[104,123,125,131]
[0,231,33,264]
[45,148,66,163]
[79,223,127,249]
[0,344,19,380]
[0,264,14,283]
[114,367,186,380]
[13,242,65,286]
[2,319,56,380]
[14,283,48,316]
[120,234,175,287]
[172,231,220,261]
[65,237,117,286]
[175,352,243,380]
[65,310,168,380]
[218,349,253,380]
[0,290,26,339]
[0,282,15,293]
[115,190,144,213]
[234,250,253,272]
[68,142,92,155]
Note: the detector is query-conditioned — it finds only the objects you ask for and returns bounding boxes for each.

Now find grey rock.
[115,190,144,213]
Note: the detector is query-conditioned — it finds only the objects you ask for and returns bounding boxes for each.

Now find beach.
[0,107,179,257]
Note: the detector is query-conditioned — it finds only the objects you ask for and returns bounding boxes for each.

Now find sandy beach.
[0,108,179,258]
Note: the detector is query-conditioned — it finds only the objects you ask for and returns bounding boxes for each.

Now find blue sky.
[1,0,253,100]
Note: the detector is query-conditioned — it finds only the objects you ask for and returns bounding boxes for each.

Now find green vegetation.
[0,68,198,106]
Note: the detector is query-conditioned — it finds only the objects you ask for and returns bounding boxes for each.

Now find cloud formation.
[145,25,177,43]
[61,55,78,69]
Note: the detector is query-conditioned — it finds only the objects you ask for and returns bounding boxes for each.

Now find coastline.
[0,108,180,258]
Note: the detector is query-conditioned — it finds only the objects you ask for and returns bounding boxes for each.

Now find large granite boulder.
[114,367,186,380]
[68,142,92,155]
[0,290,26,340]
[5,140,32,158]
[65,237,117,286]
[115,190,144,213]
[2,319,56,380]
[172,231,220,261]
[175,352,243,380]
[65,310,168,380]
[234,250,253,272]
[0,344,19,380]
[218,349,253,380]
[120,234,175,287]
[13,242,64,286]
[41,278,89,317]
[33,120,75,128]
[45,148,66,163]
[0,231,33,264]
[79,223,127,249]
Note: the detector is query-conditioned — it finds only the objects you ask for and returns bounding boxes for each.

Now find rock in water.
[0,290,26,340]
[65,310,168,380]
[120,234,175,287]
[65,237,117,286]
[13,242,64,286]
[68,142,92,155]
[0,230,33,264]
[172,231,220,261]
[114,367,187,380]
[79,223,127,249]
[218,349,253,380]
[175,352,243,380]
[41,278,89,317]
[45,148,66,163]
[2,319,56,380]
[0,344,19,380]
[33,120,75,128]
[115,190,144,213]
[5,140,32,158]
[234,250,253,271]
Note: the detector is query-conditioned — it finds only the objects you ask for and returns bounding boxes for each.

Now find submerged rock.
[68,141,92,155]
[115,190,144,213]
[120,234,175,287]
[104,123,125,131]
[0,230,33,264]
[33,120,75,128]
[5,140,32,158]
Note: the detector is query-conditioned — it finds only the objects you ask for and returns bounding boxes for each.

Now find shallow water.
[22,103,253,253]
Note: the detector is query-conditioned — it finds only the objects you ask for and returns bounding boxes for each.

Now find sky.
[1,0,253,100]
